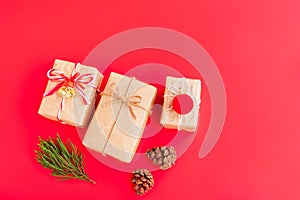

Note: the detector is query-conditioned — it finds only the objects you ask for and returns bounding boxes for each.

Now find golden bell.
[57,86,75,98]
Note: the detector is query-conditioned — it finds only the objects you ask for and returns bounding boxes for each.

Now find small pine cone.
[146,146,177,170]
[131,169,154,196]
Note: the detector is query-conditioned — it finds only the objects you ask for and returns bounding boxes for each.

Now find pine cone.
[131,169,154,196]
[146,146,177,170]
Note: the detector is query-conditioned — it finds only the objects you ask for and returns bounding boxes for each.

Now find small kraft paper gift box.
[160,76,201,132]
[83,72,157,163]
[38,59,103,127]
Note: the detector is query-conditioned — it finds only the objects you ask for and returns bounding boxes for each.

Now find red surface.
[1,0,300,199]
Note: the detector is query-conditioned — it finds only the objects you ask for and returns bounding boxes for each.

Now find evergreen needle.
[35,133,95,184]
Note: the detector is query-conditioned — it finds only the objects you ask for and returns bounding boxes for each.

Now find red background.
[1,0,300,199]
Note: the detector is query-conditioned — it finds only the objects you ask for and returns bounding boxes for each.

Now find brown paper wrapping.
[160,76,201,132]
[38,59,103,127]
[83,72,157,163]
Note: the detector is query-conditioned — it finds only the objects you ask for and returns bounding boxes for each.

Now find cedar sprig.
[35,133,95,184]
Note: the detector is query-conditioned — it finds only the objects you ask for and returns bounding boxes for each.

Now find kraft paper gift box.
[83,72,157,163]
[160,76,201,132]
[38,59,103,127]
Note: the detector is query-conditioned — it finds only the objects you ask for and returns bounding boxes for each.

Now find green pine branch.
[35,133,95,184]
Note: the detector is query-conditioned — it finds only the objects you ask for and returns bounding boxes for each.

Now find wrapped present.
[160,76,201,132]
[83,72,157,163]
[38,59,103,127]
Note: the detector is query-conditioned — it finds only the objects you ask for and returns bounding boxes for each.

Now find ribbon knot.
[128,96,141,105]
[101,82,150,120]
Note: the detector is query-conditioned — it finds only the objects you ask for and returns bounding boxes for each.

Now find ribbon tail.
[80,93,90,105]
[75,85,90,105]
[128,106,137,120]
[57,97,66,124]
[44,82,65,96]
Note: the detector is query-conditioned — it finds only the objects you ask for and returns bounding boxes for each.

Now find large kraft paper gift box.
[38,59,103,127]
[83,72,157,163]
